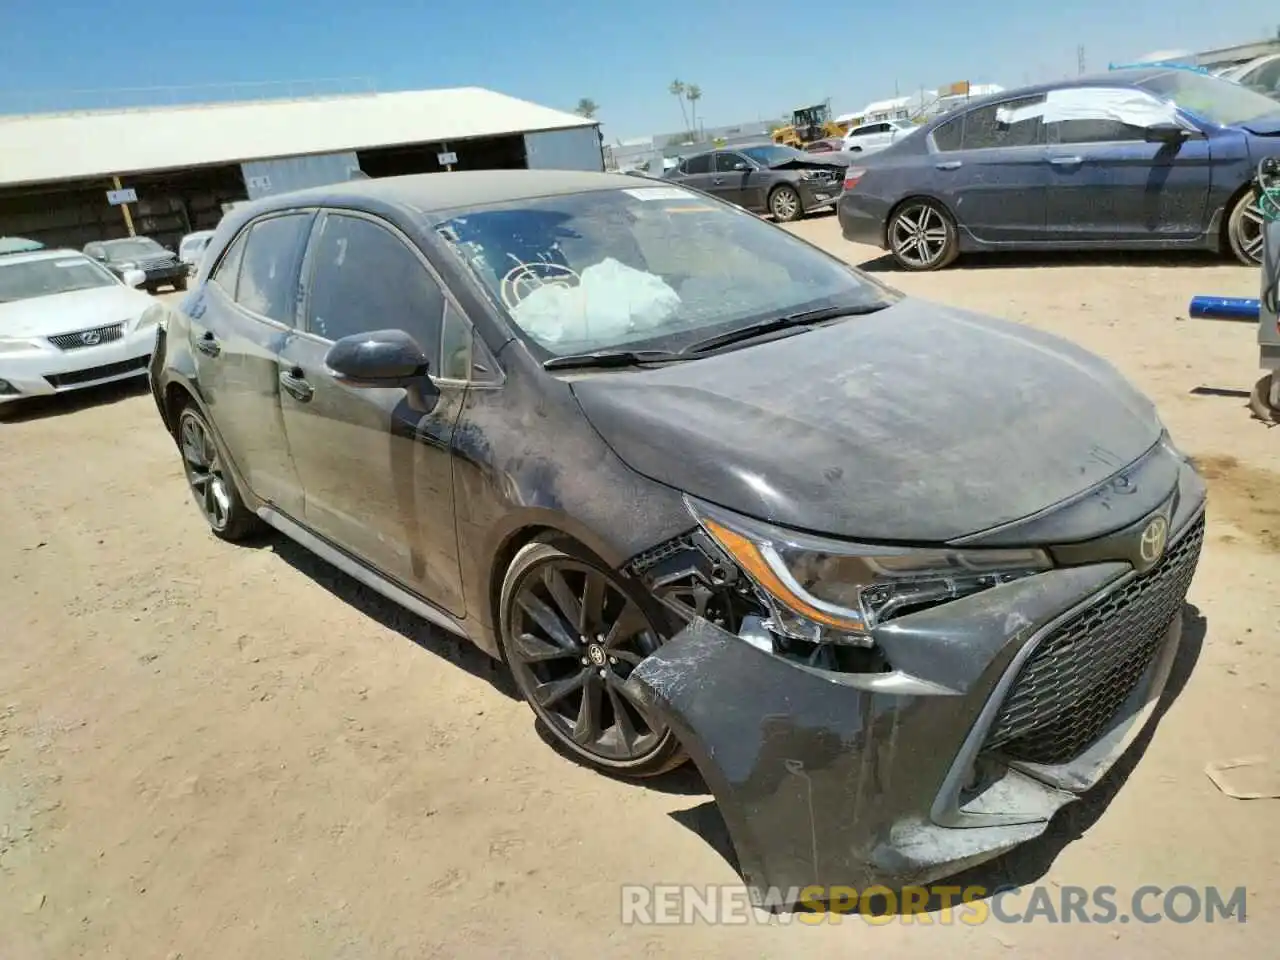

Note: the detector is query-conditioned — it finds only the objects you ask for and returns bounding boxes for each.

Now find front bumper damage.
[624,495,1205,908]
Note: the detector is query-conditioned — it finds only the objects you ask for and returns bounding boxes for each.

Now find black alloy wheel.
[500,539,684,777]
[888,198,959,271]
[177,405,258,541]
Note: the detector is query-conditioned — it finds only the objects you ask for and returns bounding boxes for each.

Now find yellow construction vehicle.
[772,102,844,149]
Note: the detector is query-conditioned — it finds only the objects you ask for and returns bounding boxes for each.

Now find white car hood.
[0,285,153,339]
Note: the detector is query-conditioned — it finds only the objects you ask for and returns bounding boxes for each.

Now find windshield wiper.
[543,349,689,370]
[683,304,888,355]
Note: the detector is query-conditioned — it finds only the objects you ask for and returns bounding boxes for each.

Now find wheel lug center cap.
[586,644,607,667]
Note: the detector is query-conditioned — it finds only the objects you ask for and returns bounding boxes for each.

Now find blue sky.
[1,0,1275,139]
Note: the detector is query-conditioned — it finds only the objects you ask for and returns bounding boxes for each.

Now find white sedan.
[0,249,159,408]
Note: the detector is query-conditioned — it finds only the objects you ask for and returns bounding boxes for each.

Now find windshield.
[0,256,118,303]
[1138,70,1280,127]
[432,185,896,360]
[104,238,164,258]
[740,144,805,166]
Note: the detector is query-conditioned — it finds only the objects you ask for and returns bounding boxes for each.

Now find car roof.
[924,67,1174,121]
[234,169,653,220]
[101,236,159,245]
[0,248,91,266]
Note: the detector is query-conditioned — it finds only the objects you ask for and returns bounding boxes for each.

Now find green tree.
[575,98,599,119]
[686,84,702,137]
[669,79,690,131]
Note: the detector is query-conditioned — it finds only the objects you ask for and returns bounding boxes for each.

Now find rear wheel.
[176,403,260,541]
[769,185,804,222]
[499,537,685,777]
[1226,187,1265,265]
[888,198,959,271]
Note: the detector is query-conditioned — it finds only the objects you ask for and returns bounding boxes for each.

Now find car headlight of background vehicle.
[686,497,1051,647]
[0,337,43,354]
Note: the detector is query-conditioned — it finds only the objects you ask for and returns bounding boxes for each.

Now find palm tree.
[575,98,598,119]
[669,79,690,132]
[686,84,702,137]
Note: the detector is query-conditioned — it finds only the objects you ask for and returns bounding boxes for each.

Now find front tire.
[1226,187,1265,265]
[498,537,685,778]
[769,185,804,222]
[887,198,959,271]
[176,403,260,541]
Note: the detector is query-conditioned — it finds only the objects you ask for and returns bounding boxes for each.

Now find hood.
[570,299,1163,543]
[770,152,856,171]
[0,285,154,339]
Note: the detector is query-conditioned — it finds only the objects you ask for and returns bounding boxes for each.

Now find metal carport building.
[0,87,602,251]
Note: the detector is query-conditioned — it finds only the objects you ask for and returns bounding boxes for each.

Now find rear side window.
[304,213,445,370]
[684,154,712,174]
[962,96,1045,149]
[211,231,247,295]
[931,115,964,151]
[236,214,312,323]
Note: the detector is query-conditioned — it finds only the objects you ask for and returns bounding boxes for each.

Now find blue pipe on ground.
[1188,296,1261,321]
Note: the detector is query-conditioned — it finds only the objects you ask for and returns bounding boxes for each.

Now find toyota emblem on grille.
[1138,515,1169,568]
[80,330,102,346]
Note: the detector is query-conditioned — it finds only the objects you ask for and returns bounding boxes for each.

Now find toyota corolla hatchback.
[149,170,1205,902]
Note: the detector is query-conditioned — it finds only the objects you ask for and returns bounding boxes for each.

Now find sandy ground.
[2,221,1278,958]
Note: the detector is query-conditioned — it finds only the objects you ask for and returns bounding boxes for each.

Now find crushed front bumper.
[625,493,1205,907]
[797,178,843,211]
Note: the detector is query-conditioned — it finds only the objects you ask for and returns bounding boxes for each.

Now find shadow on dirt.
[0,377,151,424]
[262,531,519,699]
[666,603,1208,914]
[857,250,1231,273]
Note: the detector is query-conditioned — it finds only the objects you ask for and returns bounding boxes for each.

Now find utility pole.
[1077,45,1086,75]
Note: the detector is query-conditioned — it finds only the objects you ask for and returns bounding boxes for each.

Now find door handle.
[279,367,314,402]
[935,160,962,170]
[1049,155,1084,166]
[194,331,221,357]
[712,177,725,184]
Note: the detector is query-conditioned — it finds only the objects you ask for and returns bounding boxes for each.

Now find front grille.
[47,322,124,351]
[45,355,148,388]
[138,256,176,270]
[983,514,1205,766]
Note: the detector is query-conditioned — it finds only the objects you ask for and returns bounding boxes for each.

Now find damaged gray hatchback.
[149,171,1206,906]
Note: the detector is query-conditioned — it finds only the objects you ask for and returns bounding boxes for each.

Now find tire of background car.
[1225,186,1265,266]
[175,401,261,542]
[769,184,804,223]
[498,535,687,778]
[887,197,960,271]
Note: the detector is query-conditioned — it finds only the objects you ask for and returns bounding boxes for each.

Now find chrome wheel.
[505,555,671,769]
[1228,189,1265,265]
[890,201,953,269]
[770,187,801,221]
[179,409,232,532]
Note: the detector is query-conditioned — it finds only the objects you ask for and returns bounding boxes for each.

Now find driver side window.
[715,153,748,172]
[304,213,445,373]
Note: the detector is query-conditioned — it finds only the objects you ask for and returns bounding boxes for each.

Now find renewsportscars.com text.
[620,883,1248,926]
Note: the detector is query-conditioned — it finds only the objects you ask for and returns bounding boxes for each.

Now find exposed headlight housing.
[686,497,1051,647]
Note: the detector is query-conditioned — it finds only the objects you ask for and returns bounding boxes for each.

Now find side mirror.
[733,162,748,171]
[325,328,430,388]
[122,268,147,288]
[1144,122,1188,143]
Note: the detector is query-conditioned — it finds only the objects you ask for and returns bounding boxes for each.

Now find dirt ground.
[2,220,1278,958]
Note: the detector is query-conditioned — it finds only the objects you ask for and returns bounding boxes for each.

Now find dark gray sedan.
[665,142,852,221]
[839,68,1280,270]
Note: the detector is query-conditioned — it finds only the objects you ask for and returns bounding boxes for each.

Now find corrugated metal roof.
[0,87,595,188]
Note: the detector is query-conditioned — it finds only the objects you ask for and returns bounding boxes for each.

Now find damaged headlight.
[687,497,1051,647]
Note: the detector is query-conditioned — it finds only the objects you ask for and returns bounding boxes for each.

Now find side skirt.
[256,505,469,640]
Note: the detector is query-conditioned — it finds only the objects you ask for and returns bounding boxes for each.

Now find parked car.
[840,118,918,154]
[664,142,852,221]
[0,249,156,409]
[84,236,188,293]
[1220,53,1280,101]
[0,237,44,256]
[178,230,217,275]
[838,68,1280,270]
[149,170,1205,904]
